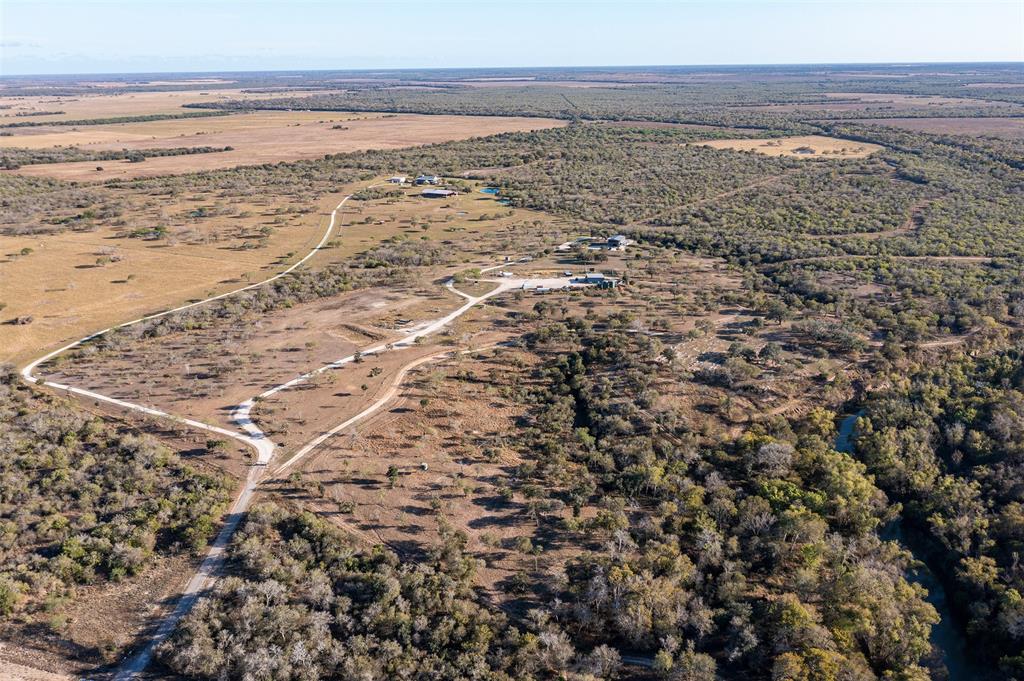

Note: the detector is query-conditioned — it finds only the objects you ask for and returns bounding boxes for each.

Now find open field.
[744,91,1021,113]
[34,186,568,438]
[1,111,567,180]
[0,165,565,366]
[695,134,882,158]
[860,116,1024,138]
[0,88,333,124]
[0,184,346,364]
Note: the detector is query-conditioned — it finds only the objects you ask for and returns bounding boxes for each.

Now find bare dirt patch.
[0,550,204,679]
[696,134,882,158]
[0,657,71,681]
[268,346,541,600]
[40,285,445,433]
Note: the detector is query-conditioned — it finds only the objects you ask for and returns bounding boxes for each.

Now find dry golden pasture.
[0,87,329,124]
[696,134,882,158]
[860,116,1024,138]
[332,185,574,261]
[1,176,559,366]
[744,91,1018,113]
[0,185,353,364]
[1,106,566,181]
[32,186,560,430]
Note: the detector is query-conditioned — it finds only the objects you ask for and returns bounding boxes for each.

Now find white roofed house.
[388,176,407,184]
[421,188,457,199]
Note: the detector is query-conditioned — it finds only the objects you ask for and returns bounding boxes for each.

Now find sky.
[1,0,1021,75]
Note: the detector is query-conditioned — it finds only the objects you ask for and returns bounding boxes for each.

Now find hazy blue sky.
[1,0,1021,75]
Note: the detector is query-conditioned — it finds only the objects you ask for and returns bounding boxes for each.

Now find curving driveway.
[16,180,572,678]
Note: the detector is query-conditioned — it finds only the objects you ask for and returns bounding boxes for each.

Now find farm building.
[415,175,441,185]
[590,235,631,251]
[421,188,457,199]
[388,176,407,184]
[576,272,618,288]
[558,235,632,252]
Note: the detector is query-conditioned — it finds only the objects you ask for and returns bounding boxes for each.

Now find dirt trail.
[636,171,795,228]
[104,268,562,677]
[830,194,944,241]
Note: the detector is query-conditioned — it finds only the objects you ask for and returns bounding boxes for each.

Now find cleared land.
[36,186,570,438]
[256,247,832,607]
[696,134,882,158]
[744,91,1020,113]
[2,111,566,181]
[858,116,1024,138]
[0,184,346,364]
[0,88,330,124]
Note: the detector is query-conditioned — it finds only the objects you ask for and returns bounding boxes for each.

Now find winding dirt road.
[17,179,576,678]
[19,190,356,679]
[108,275,553,679]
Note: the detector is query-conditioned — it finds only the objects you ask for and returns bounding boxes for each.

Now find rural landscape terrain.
[2,61,1024,681]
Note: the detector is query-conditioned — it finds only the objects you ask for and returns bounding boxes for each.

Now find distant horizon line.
[2,60,1022,79]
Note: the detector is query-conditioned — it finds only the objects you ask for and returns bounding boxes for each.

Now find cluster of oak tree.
[856,340,1024,676]
[0,365,230,636]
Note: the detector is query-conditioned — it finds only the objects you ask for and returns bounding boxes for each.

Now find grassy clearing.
[695,134,882,158]
[0,186,344,363]
[1,110,566,181]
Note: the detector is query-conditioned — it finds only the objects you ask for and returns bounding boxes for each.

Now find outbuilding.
[388,176,407,184]
[577,272,618,289]
[421,188,457,199]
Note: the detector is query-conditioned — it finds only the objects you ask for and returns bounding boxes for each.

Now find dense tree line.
[502,317,941,680]
[0,365,231,621]
[0,152,369,236]
[855,340,1024,677]
[0,145,234,170]
[0,110,233,129]
[186,79,1024,130]
[331,122,1022,347]
[158,502,624,680]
